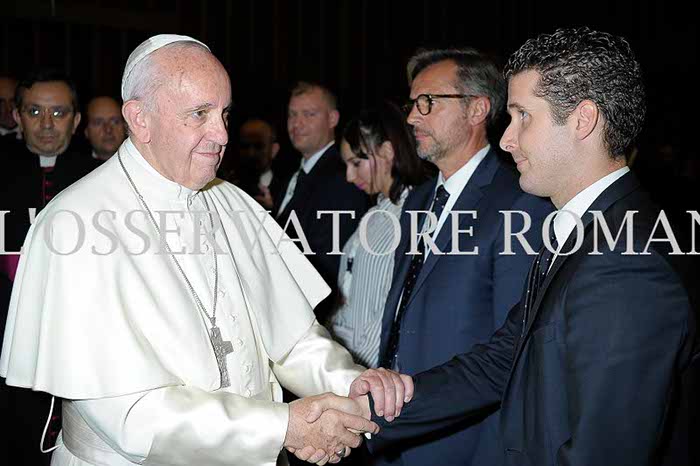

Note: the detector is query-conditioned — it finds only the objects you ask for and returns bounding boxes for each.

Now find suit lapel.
[379,181,434,356]
[510,171,641,362]
[277,145,335,221]
[405,152,500,307]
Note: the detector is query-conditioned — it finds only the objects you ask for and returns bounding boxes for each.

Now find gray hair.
[407,48,506,127]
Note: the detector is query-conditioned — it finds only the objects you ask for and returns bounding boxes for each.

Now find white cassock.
[0,138,364,466]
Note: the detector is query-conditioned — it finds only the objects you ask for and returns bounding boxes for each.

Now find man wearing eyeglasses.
[1,71,98,277]
[0,71,99,465]
[372,48,553,466]
[84,96,127,163]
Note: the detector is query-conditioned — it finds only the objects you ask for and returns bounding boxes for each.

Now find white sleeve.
[73,385,289,466]
[272,321,365,397]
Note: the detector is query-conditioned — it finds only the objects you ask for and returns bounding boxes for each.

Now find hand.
[287,445,351,465]
[254,184,274,210]
[284,393,379,461]
[349,368,414,421]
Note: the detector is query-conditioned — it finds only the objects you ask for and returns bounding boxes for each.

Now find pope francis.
[0,35,412,466]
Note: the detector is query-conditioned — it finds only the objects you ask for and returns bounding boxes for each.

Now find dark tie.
[380,185,450,369]
[521,225,558,337]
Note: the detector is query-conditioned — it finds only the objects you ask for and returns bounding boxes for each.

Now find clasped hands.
[283,368,413,465]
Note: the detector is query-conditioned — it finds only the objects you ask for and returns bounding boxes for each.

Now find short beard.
[417,139,447,163]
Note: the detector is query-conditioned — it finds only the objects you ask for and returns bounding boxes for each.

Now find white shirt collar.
[436,144,490,197]
[301,141,334,174]
[553,166,630,247]
[425,145,489,248]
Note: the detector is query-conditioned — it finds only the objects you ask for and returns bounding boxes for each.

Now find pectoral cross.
[209,325,233,388]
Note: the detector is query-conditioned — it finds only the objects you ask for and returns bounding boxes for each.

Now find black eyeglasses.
[403,93,477,116]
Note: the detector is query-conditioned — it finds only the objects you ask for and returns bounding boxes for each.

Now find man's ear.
[123,100,150,143]
[329,109,340,130]
[469,96,491,126]
[71,112,81,135]
[573,100,599,142]
[12,108,22,131]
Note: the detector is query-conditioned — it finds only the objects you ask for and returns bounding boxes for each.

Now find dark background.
[2,0,695,148]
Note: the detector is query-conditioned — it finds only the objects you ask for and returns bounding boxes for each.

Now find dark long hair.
[342,101,432,203]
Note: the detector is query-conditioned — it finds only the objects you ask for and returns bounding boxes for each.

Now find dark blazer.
[275,144,369,323]
[375,150,553,466]
[369,172,698,466]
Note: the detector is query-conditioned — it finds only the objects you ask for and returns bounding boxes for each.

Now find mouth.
[513,157,527,170]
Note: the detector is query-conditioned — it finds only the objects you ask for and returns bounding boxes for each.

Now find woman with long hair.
[330,101,432,368]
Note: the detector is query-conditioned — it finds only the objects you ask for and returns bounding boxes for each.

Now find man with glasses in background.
[371,48,552,466]
[0,70,98,465]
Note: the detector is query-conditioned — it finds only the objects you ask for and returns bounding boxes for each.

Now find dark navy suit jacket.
[375,150,553,466]
[370,172,698,466]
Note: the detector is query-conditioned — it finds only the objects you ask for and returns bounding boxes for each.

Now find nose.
[406,103,421,127]
[210,114,229,146]
[40,111,54,129]
[500,122,517,153]
[345,164,355,183]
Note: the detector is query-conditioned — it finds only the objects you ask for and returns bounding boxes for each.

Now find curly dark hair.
[504,27,646,158]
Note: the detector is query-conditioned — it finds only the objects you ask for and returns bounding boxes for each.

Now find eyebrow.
[507,102,525,111]
[185,103,215,113]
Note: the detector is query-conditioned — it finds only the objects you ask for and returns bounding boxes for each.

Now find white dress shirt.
[276,141,334,216]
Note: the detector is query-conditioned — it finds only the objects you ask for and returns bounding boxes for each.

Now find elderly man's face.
[85,96,126,158]
[14,81,80,156]
[0,77,17,130]
[147,49,231,190]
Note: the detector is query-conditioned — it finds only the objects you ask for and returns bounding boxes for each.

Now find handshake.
[283,368,413,465]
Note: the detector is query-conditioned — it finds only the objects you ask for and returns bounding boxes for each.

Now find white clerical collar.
[122,137,197,202]
[553,166,630,248]
[38,154,58,168]
[301,141,334,174]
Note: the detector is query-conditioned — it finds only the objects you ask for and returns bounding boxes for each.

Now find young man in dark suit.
[276,82,369,324]
[307,28,697,466]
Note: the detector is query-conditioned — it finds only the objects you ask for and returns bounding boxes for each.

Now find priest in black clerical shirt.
[1,70,99,260]
[0,71,98,466]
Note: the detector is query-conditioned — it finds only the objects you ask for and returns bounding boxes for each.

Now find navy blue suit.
[375,150,553,465]
[370,172,698,466]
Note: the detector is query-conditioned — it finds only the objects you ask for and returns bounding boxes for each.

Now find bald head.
[85,96,126,160]
[0,76,18,130]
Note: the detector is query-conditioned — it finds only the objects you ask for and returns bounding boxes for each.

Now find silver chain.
[118,153,219,328]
